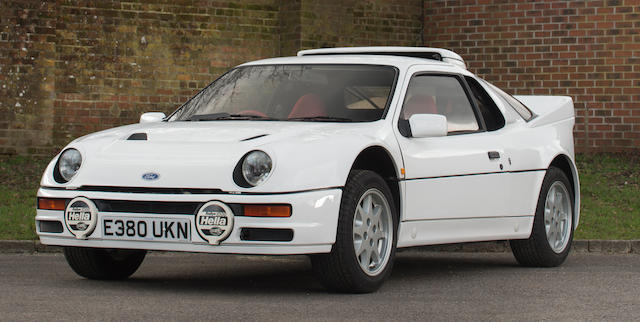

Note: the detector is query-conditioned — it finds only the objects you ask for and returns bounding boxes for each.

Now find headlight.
[57,148,82,182]
[241,150,272,186]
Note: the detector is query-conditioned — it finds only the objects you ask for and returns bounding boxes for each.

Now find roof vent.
[297,46,466,69]
[127,133,148,141]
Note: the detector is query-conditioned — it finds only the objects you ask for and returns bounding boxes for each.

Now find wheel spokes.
[370,244,380,267]
[352,188,393,276]
[543,181,572,253]
[359,246,371,268]
[362,195,373,215]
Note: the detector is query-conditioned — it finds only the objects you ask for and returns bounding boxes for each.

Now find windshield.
[167,64,398,122]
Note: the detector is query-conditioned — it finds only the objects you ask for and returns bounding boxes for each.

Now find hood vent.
[127,133,148,141]
[241,134,268,141]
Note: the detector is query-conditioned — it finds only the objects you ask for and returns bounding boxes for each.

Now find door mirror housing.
[139,112,166,123]
[409,114,448,138]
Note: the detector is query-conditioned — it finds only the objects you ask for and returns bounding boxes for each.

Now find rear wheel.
[510,166,574,267]
[63,247,147,280]
[311,170,398,293]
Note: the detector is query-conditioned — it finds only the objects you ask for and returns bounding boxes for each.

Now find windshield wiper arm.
[287,116,354,122]
[227,114,278,120]
[188,113,230,121]
[188,113,277,121]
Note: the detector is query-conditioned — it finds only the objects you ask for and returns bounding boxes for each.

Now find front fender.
[263,134,393,192]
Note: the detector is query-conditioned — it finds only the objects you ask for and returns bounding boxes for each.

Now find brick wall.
[52,0,281,150]
[297,0,422,50]
[424,0,640,152]
[0,1,56,155]
[2,0,281,155]
[2,0,639,155]
[1,0,423,155]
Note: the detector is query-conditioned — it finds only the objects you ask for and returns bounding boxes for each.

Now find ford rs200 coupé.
[36,47,580,293]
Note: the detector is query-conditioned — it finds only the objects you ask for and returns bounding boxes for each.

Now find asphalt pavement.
[1,251,638,321]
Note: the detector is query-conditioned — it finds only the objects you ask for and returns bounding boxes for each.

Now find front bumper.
[36,187,342,255]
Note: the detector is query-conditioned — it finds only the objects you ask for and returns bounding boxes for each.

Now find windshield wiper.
[188,113,277,121]
[287,116,354,122]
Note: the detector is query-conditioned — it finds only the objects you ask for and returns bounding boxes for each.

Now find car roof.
[239,54,468,74]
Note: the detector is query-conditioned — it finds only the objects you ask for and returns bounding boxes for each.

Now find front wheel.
[311,170,398,293]
[510,166,574,267]
[63,247,147,280]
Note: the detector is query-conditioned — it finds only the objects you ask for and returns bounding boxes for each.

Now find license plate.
[102,216,190,242]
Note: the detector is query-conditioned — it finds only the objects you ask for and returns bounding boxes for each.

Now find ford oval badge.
[142,172,159,181]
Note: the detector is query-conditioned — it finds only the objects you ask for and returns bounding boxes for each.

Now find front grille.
[94,199,202,215]
[77,186,224,194]
[94,199,244,216]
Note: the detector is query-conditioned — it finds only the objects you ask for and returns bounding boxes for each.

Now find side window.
[399,75,480,135]
[464,76,505,131]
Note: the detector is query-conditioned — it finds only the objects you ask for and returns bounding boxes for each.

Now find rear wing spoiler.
[297,47,467,69]
[514,95,574,127]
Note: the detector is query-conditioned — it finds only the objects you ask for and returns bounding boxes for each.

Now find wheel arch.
[548,154,581,228]
[350,146,401,221]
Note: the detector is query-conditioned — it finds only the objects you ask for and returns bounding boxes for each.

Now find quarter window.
[399,75,479,135]
[481,80,534,121]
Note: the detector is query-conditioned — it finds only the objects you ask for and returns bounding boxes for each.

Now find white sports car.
[36,47,580,293]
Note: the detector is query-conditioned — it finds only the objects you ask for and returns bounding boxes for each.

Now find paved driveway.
[1,251,638,321]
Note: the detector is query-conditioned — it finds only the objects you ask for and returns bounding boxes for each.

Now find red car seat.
[288,93,327,118]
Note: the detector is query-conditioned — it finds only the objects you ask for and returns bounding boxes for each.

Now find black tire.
[311,170,398,293]
[63,247,147,280]
[510,166,574,267]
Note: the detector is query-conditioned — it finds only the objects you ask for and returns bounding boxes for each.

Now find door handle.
[488,151,500,160]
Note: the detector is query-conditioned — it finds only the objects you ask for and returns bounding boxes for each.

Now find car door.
[394,67,513,221]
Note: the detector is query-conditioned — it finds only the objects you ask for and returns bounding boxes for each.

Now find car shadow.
[75,254,324,294]
[390,251,520,282]
[69,252,521,294]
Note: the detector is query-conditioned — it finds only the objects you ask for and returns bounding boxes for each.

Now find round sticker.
[195,201,234,245]
[64,197,98,239]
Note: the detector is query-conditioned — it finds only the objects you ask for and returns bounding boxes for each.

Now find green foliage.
[0,187,37,239]
[574,153,640,240]
[0,156,49,240]
[0,153,638,240]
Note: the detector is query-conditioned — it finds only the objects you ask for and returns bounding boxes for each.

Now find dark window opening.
[465,76,505,131]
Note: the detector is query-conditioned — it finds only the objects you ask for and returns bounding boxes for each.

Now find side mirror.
[139,112,166,123]
[409,114,447,138]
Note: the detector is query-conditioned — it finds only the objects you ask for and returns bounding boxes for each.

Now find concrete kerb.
[404,240,639,254]
[0,240,40,253]
[0,240,638,254]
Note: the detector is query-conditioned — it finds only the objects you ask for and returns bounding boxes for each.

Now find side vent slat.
[241,134,268,141]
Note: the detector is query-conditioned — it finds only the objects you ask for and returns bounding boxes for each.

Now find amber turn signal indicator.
[243,205,291,217]
[38,198,67,210]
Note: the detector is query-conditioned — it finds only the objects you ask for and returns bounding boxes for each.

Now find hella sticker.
[195,201,234,245]
[64,197,98,239]
[142,172,160,181]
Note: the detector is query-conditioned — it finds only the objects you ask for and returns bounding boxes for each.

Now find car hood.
[74,121,330,144]
[42,120,388,193]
